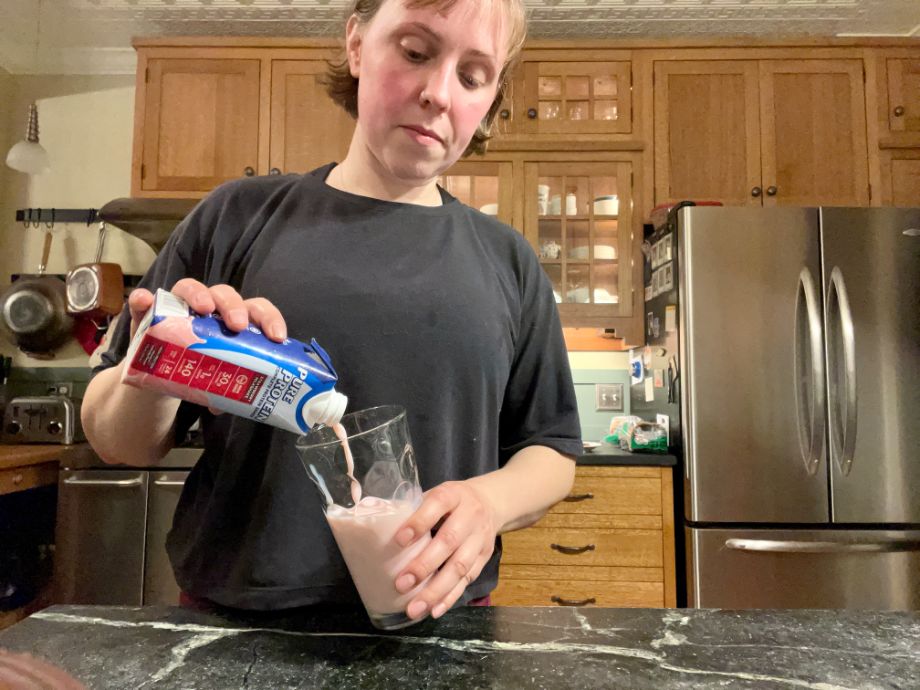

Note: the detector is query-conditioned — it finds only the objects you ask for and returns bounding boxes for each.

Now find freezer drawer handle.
[551,595,596,607]
[153,479,186,487]
[725,538,920,554]
[551,543,596,555]
[62,476,143,487]
[563,493,594,502]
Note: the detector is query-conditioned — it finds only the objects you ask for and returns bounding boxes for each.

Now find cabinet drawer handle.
[551,543,595,555]
[766,185,778,196]
[12,473,24,485]
[563,492,594,502]
[751,186,762,198]
[500,109,510,120]
[527,107,537,119]
[893,105,905,117]
[551,595,596,607]
[243,166,255,177]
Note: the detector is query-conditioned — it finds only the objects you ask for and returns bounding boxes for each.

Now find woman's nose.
[419,63,452,110]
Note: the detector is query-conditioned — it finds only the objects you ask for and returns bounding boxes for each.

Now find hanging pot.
[66,221,124,317]
[0,231,74,357]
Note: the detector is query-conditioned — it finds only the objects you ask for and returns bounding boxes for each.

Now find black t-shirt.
[95,164,582,610]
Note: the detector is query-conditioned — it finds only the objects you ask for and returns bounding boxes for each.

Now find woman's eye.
[460,71,487,89]
[403,48,427,62]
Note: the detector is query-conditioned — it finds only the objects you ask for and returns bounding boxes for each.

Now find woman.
[83,0,582,622]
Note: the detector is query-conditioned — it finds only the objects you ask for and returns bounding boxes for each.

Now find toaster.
[2,395,85,444]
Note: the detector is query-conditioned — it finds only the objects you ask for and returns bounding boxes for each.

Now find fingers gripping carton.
[122,289,347,434]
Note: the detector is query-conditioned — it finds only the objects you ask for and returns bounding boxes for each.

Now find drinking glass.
[295,405,432,630]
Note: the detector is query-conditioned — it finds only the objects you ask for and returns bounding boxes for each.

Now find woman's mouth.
[401,125,443,146]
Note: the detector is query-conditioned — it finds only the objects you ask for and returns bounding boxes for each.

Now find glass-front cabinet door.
[519,61,632,135]
[438,160,514,225]
[523,161,633,321]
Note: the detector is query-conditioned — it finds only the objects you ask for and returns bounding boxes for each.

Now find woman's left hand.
[394,480,499,620]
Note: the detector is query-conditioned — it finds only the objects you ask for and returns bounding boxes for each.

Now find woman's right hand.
[127,279,288,343]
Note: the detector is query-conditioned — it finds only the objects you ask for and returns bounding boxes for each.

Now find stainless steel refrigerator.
[632,205,920,609]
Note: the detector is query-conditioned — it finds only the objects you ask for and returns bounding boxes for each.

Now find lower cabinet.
[492,465,676,607]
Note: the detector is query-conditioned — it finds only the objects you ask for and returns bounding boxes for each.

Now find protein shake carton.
[122,289,347,434]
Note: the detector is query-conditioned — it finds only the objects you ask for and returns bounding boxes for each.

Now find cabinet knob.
[766,186,778,197]
[499,109,510,120]
[751,186,762,198]
[893,105,905,117]
[243,166,255,177]
[527,108,537,119]
[269,167,281,175]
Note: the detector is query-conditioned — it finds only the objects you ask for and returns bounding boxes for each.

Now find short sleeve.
[90,193,221,445]
[498,247,583,464]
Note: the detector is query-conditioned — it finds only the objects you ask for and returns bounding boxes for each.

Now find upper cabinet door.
[653,61,761,205]
[269,60,355,175]
[141,58,261,193]
[759,60,869,207]
[438,160,514,228]
[520,61,632,135]
[887,57,920,134]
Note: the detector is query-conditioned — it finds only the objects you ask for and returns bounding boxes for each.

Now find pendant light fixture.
[6,103,50,174]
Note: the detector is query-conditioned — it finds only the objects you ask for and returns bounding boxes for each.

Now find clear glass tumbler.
[295,405,432,630]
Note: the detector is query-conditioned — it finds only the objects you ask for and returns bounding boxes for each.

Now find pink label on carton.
[130,333,265,404]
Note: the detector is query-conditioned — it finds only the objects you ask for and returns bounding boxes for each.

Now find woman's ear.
[345,14,362,78]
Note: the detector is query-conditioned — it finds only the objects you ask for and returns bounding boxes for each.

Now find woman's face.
[347,0,509,184]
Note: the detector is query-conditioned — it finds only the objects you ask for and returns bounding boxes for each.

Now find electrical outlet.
[595,383,624,412]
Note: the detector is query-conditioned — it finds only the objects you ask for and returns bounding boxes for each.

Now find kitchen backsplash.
[570,364,631,444]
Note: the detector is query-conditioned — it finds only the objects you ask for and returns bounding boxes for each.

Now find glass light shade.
[6,103,50,174]
[6,140,50,174]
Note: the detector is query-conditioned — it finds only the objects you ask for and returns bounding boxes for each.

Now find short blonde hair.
[325,0,528,157]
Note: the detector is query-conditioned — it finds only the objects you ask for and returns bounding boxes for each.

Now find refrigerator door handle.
[725,537,920,554]
[794,268,825,475]
[827,267,858,476]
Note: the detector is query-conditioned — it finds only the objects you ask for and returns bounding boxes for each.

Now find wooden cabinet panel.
[520,61,632,136]
[760,60,869,206]
[654,61,761,205]
[269,60,354,175]
[880,150,920,205]
[887,58,920,134]
[551,475,662,516]
[502,527,663,568]
[142,58,261,192]
[493,466,676,608]
[0,462,57,496]
[492,577,663,608]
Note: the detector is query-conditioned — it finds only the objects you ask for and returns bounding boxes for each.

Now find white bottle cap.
[300,389,348,429]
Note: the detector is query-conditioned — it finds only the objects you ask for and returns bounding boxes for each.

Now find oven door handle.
[63,476,143,487]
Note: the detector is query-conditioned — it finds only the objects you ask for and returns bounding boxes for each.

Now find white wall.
[0,75,154,367]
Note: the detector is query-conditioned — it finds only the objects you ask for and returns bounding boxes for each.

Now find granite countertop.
[1,604,917,688]
[577,443,677,467]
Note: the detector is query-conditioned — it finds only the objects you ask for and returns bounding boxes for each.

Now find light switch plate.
[595,383,624,412]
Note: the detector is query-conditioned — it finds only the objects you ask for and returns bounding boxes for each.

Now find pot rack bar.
[15,208,99,226]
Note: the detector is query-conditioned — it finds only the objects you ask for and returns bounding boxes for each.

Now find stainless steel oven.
[54,447,202,606]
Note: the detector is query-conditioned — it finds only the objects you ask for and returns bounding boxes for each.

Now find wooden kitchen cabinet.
[654,58,869,206]
[269,59,354,175]
[880,54,920,142]
[522,158,636,327]
[136,56,262,196]
[880,149,920,205]
[492,466,677,608]
[439,159,514,226]
[517,58,632,136]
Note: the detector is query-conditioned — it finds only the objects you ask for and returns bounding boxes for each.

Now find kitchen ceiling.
[1,0,918,75]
